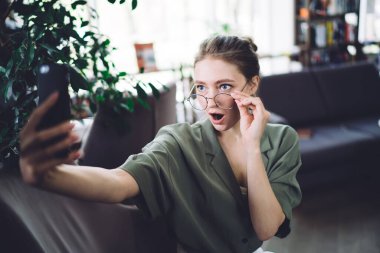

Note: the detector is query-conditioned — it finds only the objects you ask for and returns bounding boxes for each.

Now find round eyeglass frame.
[186,92,235,111]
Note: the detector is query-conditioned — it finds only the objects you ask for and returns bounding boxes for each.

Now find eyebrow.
[194,79,236,85]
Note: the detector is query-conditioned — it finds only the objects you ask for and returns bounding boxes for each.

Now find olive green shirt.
[121,119,302,253]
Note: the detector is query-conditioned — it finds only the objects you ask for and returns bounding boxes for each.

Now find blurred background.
[1,0,380,252]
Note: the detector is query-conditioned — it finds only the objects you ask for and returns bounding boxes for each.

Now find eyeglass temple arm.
[186,84,196,98]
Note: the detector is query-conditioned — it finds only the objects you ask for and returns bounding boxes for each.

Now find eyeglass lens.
[189,93,234,110]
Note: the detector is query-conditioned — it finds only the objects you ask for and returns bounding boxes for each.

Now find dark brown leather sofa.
[0,82,178,253]
[259,61,380,189]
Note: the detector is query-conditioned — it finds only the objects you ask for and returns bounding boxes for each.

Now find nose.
[206,90,218,108]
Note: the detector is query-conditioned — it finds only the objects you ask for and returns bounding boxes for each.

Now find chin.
[211,123,230,132]
[209,117,237,132]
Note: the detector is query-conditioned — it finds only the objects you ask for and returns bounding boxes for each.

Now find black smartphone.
[37,63,72,158]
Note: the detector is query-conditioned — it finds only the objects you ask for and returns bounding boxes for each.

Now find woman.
[19,35,302,253]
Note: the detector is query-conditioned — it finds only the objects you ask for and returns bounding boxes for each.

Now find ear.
[247,75,260,95]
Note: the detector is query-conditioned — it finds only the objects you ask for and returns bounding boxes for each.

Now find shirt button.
[241,238,248,244]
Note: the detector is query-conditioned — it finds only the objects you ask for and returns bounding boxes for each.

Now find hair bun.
[243,36,258,52]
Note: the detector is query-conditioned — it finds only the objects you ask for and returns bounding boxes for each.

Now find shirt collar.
[199,118,273,211]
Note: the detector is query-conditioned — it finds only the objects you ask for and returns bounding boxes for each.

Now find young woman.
[19,35,302,253]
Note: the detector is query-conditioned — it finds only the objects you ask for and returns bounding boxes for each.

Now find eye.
[196,84,207,93]
[219,83,232,92]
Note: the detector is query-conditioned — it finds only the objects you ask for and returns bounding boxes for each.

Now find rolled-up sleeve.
[266,126,302,237]
[120,140,173,220]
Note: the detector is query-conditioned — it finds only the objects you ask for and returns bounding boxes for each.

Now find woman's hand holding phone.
[19,92,81,185]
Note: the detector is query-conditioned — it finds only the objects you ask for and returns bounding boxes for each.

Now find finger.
[26,92,59,131]
[240,97,266,114]
[231,92,250,101]
[240,97,270,123]
[231,93,261,111]
[20,122,74,155]
[235,99,253,119]
[20,163,40,185]
[25,150,80,184]
[38,151,81,175]
[35,121,74,144]
[240,97,263,106]
[29,133,79,163]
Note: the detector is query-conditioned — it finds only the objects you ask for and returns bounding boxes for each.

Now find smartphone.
[37,63,72,158]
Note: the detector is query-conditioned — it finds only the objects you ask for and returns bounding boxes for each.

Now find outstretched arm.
[19,92,139,203]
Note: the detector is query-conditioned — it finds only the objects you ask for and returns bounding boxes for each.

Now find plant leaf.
[68,66,90,92]
[136,83,147,99]
[5,58,13,78]
[81,21,90,27]
[132,0,138,10]
[27,42,35,65]
[74,58,88,69]
[72,0,87,9]
[3,80,13,103]
[137,97,150,110]
[148,82,160,99]
[84,31,95,38]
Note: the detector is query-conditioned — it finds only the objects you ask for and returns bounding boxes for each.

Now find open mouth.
[211,113,224,121]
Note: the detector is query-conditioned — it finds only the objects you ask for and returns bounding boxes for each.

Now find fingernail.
[50,92,59,99]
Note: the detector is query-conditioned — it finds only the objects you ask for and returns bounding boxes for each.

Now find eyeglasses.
[186,93,234,110]
[186,82,249,111]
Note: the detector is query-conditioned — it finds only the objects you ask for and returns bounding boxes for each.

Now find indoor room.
[1,0,380,252]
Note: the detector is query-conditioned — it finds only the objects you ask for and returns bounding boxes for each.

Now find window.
[92,0,297,75]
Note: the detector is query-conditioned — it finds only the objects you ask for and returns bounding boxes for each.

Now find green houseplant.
[0,0,160,168]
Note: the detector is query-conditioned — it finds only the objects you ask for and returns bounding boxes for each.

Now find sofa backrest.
[80,82,177,169]
[259,70,328,127]
[311,62,380,121]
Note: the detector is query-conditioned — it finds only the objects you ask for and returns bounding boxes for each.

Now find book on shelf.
[309,0,360,16]
[308,19,351,48]
[345,22,356,43]
[315,22,327,47]
[326,20,334,45]
[297,22,309,44]
[310,50,330,65]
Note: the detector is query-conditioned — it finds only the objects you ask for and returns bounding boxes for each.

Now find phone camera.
[40,65,50,74]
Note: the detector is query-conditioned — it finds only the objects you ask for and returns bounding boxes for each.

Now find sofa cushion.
[344,116,380,137]
[0,172,177,253]
[298,124,375,172]
[312,62,380,121]
[259,71,328,127]
[0,199,44,253]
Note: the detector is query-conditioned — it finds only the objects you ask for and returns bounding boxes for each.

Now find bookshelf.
[295,0,361,66]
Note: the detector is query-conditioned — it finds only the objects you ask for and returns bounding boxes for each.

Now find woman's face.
[194,57,255,132]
